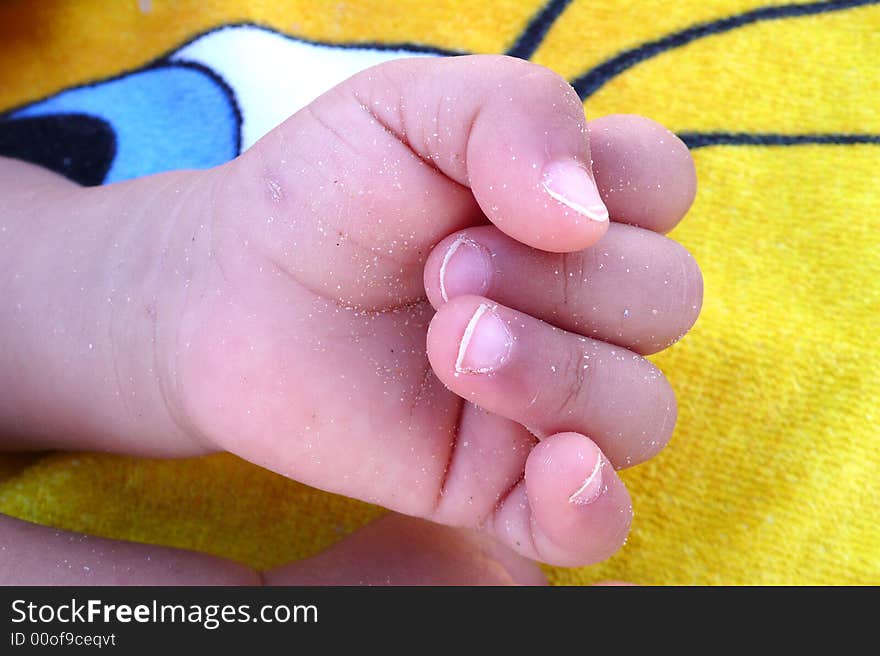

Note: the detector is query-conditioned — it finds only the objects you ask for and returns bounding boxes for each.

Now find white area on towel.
[171,25,439,149]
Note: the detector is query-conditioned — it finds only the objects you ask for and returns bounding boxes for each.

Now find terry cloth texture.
[0,0,877,585]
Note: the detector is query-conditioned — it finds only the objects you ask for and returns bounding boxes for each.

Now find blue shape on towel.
[10,64,239,183]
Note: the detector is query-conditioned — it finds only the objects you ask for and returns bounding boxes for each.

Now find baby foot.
[0,57,700,567]
[1,511,545,585]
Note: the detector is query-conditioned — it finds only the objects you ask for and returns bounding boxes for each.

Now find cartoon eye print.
[1,0,876,186]
[0,27,447,185]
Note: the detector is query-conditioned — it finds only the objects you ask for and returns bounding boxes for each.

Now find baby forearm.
[0,157,211,456]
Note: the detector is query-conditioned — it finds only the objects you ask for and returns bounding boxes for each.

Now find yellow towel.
[0,0,877,585]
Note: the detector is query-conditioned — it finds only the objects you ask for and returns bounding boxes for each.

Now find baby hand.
[0,56,700,567]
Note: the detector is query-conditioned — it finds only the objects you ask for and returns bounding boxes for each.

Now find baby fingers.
[426,295,676,468]
[424,223,702,355]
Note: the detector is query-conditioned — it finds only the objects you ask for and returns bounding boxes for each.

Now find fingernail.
[455,304,512,374]
[568,448,605,505]
[542,159,609,222]
[439,236,493,302]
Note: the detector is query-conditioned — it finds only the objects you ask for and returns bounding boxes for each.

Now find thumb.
[365,54,610,251]
[217,55,608,308]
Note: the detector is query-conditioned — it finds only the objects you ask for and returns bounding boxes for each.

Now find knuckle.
[487,56,580,104]
[548,340,595,421]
